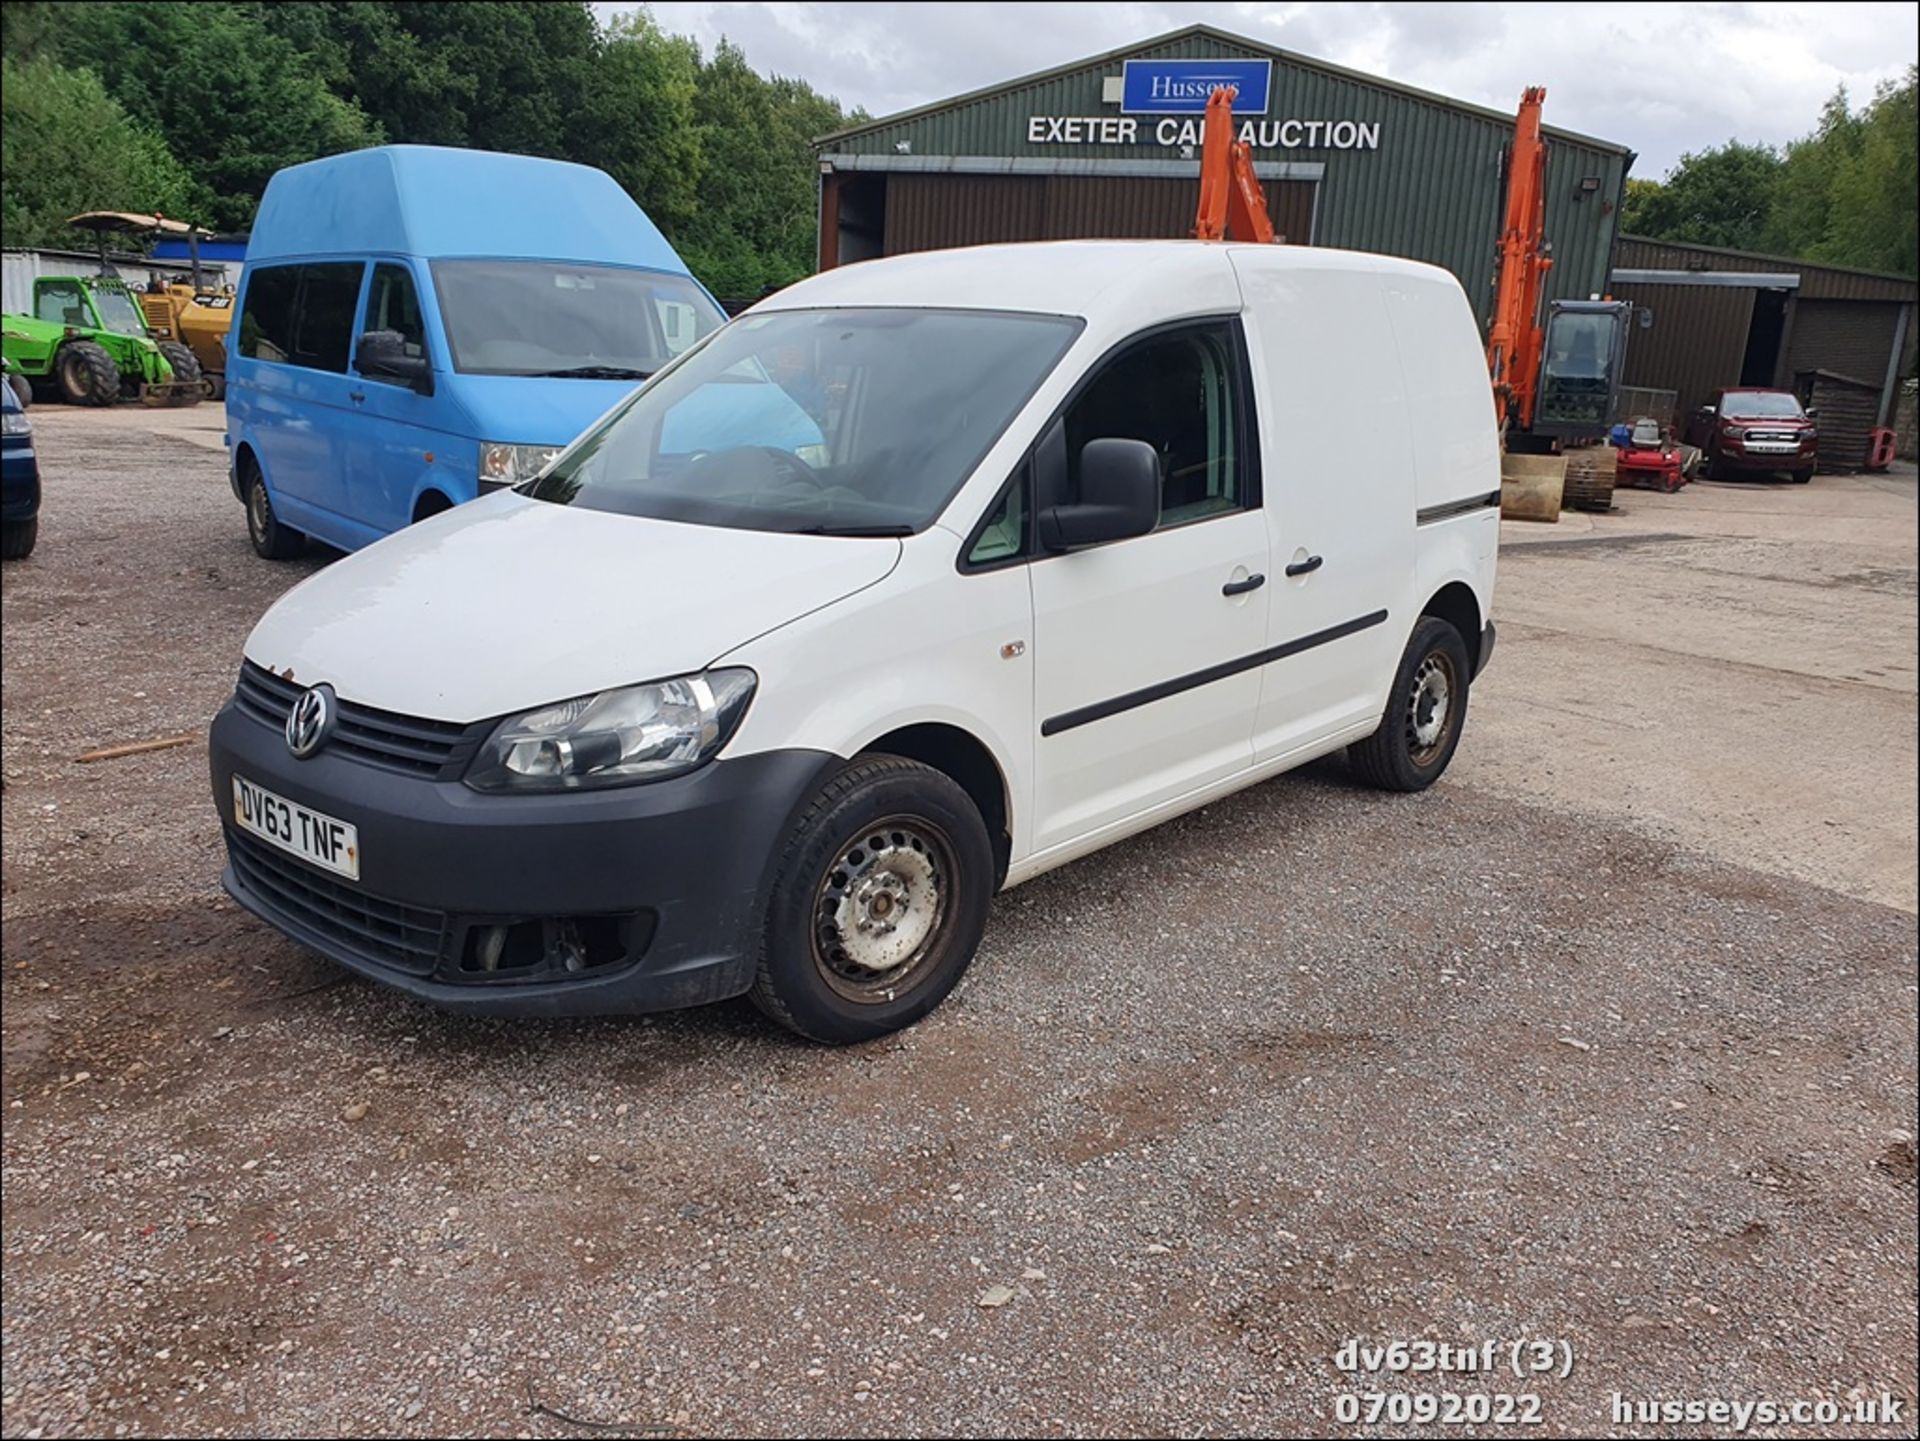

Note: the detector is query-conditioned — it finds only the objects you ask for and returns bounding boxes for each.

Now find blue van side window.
[363,264,427,376]
[239,265,299,363]
[292,263,364,373]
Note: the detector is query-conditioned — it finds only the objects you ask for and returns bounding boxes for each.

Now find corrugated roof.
[816,23,1634,157]
[1615,235,1917,304]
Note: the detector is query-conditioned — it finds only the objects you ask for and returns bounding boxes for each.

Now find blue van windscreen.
[430,260,724,378]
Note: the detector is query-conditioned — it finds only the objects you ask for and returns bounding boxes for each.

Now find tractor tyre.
[6,373,30,409]
[158,342,203,387]
[205,371,225,403]
[56,341,119,407]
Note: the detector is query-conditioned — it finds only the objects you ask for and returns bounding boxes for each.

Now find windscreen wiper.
[529,366,654,380]
[785,522,913,537]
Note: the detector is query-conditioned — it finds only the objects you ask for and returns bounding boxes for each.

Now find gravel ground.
[2,408,1916,1438]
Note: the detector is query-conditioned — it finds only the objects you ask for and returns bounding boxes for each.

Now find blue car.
[226,145,811,559]
[1,377,38,560]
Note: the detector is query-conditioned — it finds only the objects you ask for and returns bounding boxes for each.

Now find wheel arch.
[412,488,454,522]
[860,721,1013,887]
[1421,580,1484,674]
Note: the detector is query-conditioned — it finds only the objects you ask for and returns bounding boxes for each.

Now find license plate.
[232,775,360,880]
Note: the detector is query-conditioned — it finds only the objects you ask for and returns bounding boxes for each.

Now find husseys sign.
[1026,57,1382,152]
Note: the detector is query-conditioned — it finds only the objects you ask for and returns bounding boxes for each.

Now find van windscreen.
[526,307,1082,536]
[430,260,725,378]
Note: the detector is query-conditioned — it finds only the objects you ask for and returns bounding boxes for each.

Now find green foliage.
[50,1,386,231]
[676,40,850,297]
[1622,141,1784,251]
[1626,68,1917,276]
[0,54,196,249]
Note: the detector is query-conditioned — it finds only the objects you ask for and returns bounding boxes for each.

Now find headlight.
[1721,425,1746,441]
[478,441,563,489]
[464,669,756,792]
[0,410,27,437]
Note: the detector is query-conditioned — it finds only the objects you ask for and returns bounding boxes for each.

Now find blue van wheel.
[244,461,306,561]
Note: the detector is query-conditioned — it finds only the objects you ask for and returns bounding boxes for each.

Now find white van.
[209,241,1500,1043]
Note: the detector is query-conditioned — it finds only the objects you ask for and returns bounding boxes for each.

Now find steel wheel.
[247,477,271,547]
[1406,648,1460,768]
[810,815,956,1005]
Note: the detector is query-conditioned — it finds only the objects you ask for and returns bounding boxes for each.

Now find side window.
[290,262,364,373]
[35,280,89,328]
[967,472,1027,567]
[361,263,427,377]
[654,298,700,358]
[238,266,299,362]
[1063,323,1246,526]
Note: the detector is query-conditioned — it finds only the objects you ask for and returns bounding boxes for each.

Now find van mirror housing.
[1038,438,1160,551]
[355,329,434,394]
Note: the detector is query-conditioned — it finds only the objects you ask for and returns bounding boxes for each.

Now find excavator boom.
[1192,87,1277,244]
[1486,86,1553,432]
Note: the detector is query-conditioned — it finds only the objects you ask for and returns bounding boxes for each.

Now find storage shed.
[813,24,1633,328]
[1609,236,1917,445]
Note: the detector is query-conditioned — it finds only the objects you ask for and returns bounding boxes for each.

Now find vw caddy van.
[210,241,1501,1043]
[226,146,728,556]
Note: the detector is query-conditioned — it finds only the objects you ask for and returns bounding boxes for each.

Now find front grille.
[235,662,484,779]
[227,827,446,976]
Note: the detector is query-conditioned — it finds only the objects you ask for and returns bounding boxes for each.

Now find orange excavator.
[1486,87,1552,434]
[1191,86,1277,243]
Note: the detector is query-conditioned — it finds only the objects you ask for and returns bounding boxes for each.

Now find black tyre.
[1792,467,1813,485]
[157,341,204,403]
[1347,616,1473,792]
[55,340,119,406]
[6,372,29,409]
[205,371,225,402]
[751,755,994,1044]
[1,518,37,561]
[244,461,304,560]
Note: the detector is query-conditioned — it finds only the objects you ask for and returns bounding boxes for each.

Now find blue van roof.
[246,145,691,273]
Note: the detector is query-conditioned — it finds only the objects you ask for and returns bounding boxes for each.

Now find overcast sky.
[606,1,1918,176]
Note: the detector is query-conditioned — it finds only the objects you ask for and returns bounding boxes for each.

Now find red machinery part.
[1867,427,1896,471]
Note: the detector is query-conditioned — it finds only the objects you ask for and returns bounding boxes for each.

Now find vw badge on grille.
[286,684,337,759]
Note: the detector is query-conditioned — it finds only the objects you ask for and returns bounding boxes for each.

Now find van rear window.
[238,266,299,363]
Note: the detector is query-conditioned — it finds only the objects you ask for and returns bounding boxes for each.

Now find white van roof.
[756,240,1462,320]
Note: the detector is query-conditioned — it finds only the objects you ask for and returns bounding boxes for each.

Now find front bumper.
[208,701,838,1016]
[1473,621,1496,681]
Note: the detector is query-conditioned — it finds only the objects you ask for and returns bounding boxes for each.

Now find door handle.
[1285,554,1324,577]
[348,390,366,404]
[1221,572,1266,596]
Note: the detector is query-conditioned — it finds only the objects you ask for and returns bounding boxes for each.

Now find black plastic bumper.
[1474,620,1496,680]
[208,701,838,1017]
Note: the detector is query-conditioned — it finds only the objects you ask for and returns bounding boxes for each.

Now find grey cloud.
[622,1,1918,175]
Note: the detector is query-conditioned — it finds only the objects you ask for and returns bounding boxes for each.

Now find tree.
[1624,142,1784,252]
[1767,87,1863,259]
[35,1,383,230]
[1818,68,1917,275]
[677,39,853,298]
[0,55,195,249]
[1619,177,1665,235]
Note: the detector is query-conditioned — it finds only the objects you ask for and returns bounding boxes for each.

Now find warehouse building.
[1609,236,1916,468]
[814,24,1633,327]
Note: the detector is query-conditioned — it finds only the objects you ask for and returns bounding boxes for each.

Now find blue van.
[227,145,729,558]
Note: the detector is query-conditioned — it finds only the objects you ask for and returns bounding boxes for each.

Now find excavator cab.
[1531,299,1631,439]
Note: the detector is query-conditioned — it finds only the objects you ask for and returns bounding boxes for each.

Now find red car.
[1684,388,1818,483]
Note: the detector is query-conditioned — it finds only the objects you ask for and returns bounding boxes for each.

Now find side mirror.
[1804,406,1819,418]
[1038,438,1160,552]
[355,330,434,395]
[1700,404,1716,415]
